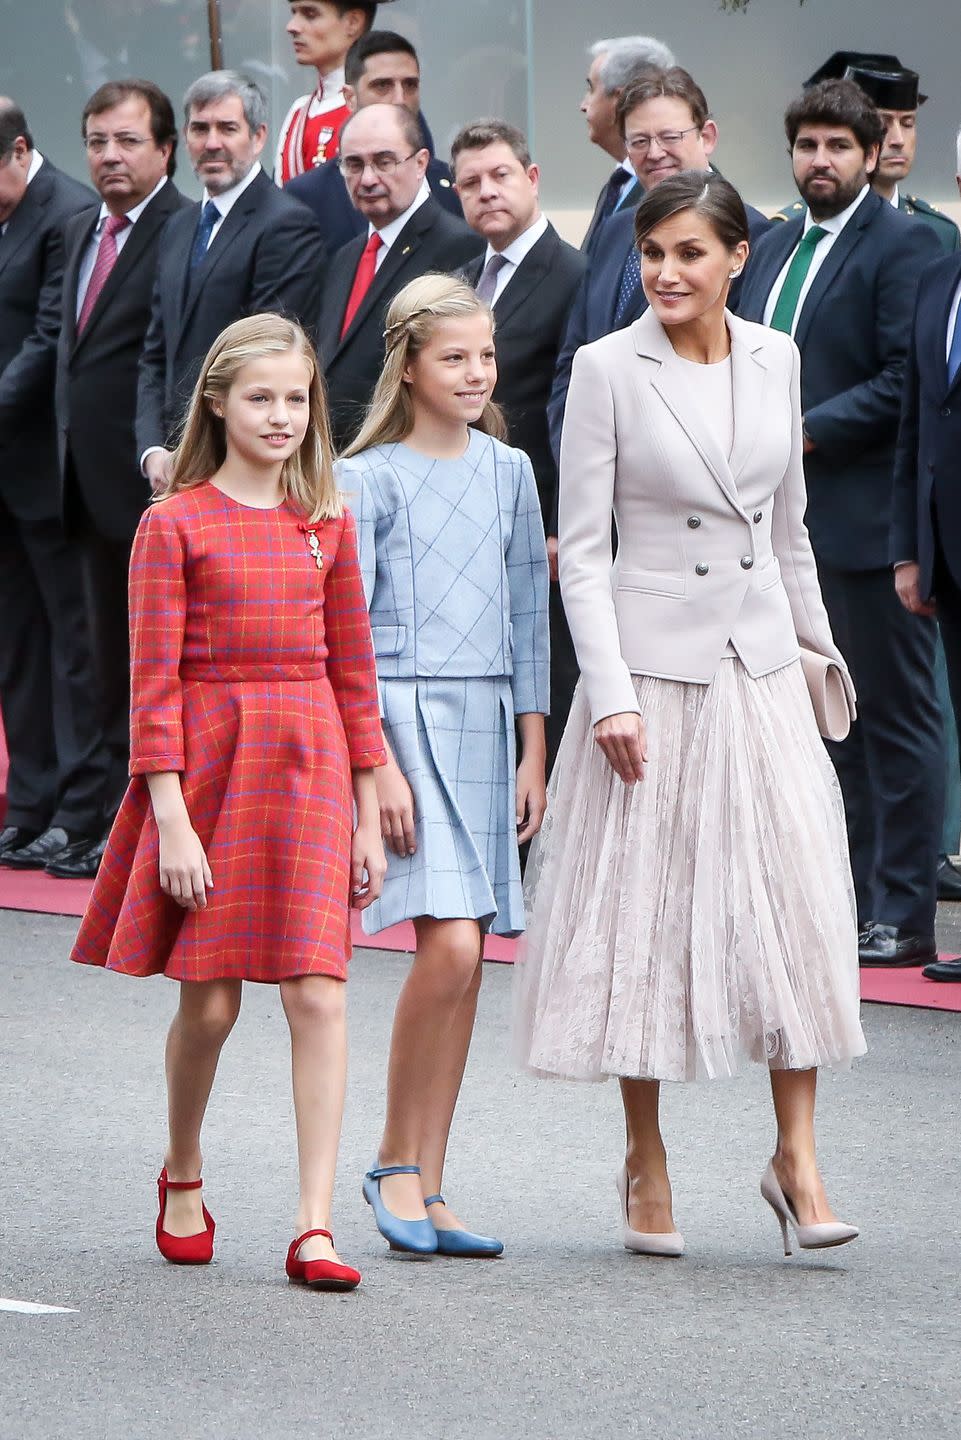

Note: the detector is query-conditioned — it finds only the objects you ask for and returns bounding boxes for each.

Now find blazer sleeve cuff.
[584,667,643,728]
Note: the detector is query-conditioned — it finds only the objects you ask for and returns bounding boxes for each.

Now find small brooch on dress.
[297,522,324,570]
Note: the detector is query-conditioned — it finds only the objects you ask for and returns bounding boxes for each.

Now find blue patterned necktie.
[614,245,642,326]
[949,303,961,388]
[189,199,220,271]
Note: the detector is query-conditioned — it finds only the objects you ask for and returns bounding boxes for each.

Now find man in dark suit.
[891,165,961,979]
[579,34,675,254]
[549,67,772,459]
[287,30,461,255]
[53,81,190,878]
[453,118,585,765]
[0,101,109,874]
[318,102,482,449]
[738,77,943,968]
[137,70,326,486]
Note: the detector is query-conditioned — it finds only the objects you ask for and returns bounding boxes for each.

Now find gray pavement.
[2,907,960,1440]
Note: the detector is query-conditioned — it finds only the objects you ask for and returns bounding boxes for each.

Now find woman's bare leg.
[769,1067,838,1225]
[619,1077,677,1233]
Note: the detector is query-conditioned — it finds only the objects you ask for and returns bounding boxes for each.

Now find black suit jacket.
[891,251,961,595]
[0,160,95,522]
[319,197,483,449]
[738,190,941,571]
[287,154,462,256]
[57,180,191,542]
[463,223,585,530]
[136,168,326,454]
[548,200,772,461]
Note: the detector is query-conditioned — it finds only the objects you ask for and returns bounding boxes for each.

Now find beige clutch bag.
[799,647,853,742]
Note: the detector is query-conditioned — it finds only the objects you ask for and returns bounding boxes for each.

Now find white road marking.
[0,1297,78,1315]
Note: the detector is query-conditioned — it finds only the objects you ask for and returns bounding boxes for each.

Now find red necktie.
[340,231,383,339]
[77,213,130,333]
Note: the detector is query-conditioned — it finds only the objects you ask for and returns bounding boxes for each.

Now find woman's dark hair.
[784,78,885,155]
[82,80,178,178]
[633,170,749,250]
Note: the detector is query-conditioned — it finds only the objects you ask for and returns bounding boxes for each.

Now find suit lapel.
[72,187,177,354]
[490,227,555,329]
[939,255,961,399]
[334,203,433,357]
[793,193,878,351]
[177,176,263,346]
[749,218,800,318]
[633,309,746,519]
[0,174,48,277]
[62,207,99,353]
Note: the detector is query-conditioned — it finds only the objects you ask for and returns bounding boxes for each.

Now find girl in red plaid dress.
[71,314,386,1290]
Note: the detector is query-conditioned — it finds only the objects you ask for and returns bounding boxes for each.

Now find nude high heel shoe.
[616,1167,684,1257]
[760,1161,859,1256]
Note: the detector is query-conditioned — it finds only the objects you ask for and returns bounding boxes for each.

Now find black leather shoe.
[858,923,937,968]
[45,834,107,879]
[937,856,961,902]
[0,826,82,871]
[0,825,41,859]
[922,956,961,981]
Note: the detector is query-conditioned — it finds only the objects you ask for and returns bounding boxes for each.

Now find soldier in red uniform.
[275,1,395,183]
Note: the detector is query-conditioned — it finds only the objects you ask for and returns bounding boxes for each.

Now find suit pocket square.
[799,647,854,742]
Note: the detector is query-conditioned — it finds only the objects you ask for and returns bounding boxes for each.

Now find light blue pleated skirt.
[362,676,526,937]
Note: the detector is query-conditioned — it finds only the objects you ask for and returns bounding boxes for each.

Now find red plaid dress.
[71,483,385,983]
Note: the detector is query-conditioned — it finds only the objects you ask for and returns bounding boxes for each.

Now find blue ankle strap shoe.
[363,1165,437,1254]
[424,1194,504,1258]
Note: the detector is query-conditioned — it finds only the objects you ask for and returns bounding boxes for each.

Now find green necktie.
[769,225,827,333]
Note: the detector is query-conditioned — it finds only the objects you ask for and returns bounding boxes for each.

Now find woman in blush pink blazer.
[515,172,865,1262]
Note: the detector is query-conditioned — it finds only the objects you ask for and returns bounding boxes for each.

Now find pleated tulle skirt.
[514,658,866,1083]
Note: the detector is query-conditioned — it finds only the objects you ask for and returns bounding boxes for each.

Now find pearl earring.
[729,267,743,279]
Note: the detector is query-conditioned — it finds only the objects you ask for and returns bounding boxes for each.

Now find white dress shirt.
[76,175,168,316]
[0,149,43,234]
[483,213,549,305]
[762,185,872,335]
[371,177,431,270]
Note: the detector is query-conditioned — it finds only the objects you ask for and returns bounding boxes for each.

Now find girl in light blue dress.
[337,274,550,1259]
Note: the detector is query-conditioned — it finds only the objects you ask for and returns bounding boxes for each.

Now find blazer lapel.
[727,315,768,481]
[633,309,746,518]
[939,255,961,399]
[177,177,262,344]
[72,190,174,354]
[793,193,878,351]
[334,203,433,356]
[748,218,800,318]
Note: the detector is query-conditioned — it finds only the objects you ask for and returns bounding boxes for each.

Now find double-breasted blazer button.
[687,515,701,529]
[753,511,763,524]
[695,562,709,576]
[740,556,754,570]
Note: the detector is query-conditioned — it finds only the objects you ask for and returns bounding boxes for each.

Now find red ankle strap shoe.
[285,1229,361,1291]
[156,1167,215,1265]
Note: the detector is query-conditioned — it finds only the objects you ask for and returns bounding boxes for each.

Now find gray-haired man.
[580,33,675,253]
[137,70,325,482]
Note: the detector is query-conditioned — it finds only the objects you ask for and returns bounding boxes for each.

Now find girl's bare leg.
[162,978,242,1236]
[376,918,484,1221]
[280,974,349,1264]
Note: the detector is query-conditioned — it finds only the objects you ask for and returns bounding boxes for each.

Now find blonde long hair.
[343,274,507,457]
[158,313,342,522]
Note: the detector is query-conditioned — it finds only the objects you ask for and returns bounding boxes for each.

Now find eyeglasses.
[338,149,419,178]
[84,134,153,155]
[625,125,702,155]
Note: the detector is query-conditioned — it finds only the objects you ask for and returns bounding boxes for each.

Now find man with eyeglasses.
[45,81,191,879]
[0,99,107,876]
[548,66,771,459]
[136,70,325,483]
[318,102,482,448]
[287,30,462,256]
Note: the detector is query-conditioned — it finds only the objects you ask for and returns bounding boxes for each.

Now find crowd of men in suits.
[1,7,960,981]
